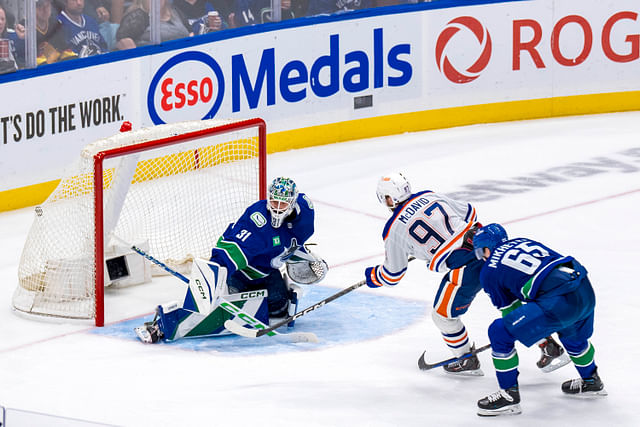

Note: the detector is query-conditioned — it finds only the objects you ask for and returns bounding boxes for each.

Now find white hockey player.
[135,177,328,343]
[364,173,568,375]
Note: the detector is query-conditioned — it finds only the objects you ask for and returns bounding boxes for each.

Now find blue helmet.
[473,223,508,256]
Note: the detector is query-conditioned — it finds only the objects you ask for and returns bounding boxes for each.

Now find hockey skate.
[477,386,522,416]
[562,368,608,397]
[134,312,163,344]
[443,353,484,376]
[537,336,570,373]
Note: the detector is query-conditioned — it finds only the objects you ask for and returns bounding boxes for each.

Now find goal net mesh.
[13,119,265,322]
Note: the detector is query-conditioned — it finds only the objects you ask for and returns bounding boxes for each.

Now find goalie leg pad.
[186,258,228,314]
[286,283,303,327]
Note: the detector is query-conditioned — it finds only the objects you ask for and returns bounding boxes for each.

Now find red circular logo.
[436,16,492,84]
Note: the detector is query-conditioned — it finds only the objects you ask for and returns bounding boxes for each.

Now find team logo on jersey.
[435,16,492,84]
[147,51,225,124]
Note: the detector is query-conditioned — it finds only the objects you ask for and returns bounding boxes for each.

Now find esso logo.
[435,16,492,84]
[147,51,225,124]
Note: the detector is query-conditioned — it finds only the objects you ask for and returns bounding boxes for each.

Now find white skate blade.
[134,326,153,344]
[477,403,522,417]
[444,368,484,377]
[540,352,571,373]
[564,388,608,398]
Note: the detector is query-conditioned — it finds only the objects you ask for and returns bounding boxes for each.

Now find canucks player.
[365,173,566,376]
[135,177,328,343]
[473,224,606,416]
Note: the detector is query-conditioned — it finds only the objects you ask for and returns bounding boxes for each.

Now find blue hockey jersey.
[57,11,107,56]
[479,237,574,311]
[210,193,315,280]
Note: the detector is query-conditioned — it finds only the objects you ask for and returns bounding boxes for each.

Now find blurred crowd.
[0,0,430,74]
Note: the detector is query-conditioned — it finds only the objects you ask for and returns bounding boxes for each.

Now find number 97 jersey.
[381,190,478,276]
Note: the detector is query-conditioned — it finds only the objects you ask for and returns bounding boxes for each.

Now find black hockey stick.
[225,279,367,338]
[111,234,318,342]
[225,258,418,339]
[418,343,491,371]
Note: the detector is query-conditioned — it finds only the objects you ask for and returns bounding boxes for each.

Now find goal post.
[14,118,267,326]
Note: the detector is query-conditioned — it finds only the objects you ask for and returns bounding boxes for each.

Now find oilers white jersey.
[372,191,477,286]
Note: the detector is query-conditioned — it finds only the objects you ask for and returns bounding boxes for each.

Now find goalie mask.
[267,177,299,228]
[376,173,412,211]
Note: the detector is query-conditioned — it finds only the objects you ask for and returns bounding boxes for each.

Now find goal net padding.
[13,118,267,326]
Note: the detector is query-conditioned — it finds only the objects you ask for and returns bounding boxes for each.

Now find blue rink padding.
[90,286,427,355]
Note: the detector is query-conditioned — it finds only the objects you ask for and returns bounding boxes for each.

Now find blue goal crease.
[89,285,427,355]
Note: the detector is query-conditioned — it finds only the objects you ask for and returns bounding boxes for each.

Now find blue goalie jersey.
[210,193,315,280]
[479,238,574,310]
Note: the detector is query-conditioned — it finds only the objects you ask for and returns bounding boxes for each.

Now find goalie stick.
[111,235,318,343]
[225,258,418,339]
[224,279,367,338]
[417,343,491,371]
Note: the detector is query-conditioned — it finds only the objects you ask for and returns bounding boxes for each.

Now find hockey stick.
[111,235,318,343]
[225,258,418,339]
[417,343,491,371]
[224,279,367,338]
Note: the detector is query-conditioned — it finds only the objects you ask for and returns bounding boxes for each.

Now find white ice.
[1,112,639,426]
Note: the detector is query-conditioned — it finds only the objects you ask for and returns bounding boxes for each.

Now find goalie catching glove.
[285,248,328,285]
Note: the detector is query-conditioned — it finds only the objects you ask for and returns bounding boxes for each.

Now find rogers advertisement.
[0,0,638,207]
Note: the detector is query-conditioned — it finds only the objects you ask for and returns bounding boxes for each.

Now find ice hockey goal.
[13,118,267,326]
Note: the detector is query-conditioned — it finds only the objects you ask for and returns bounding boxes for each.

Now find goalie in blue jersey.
[473,224,607,417]
[135,177,328,343]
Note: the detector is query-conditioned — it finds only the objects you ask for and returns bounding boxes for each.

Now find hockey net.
[13,118,266,326]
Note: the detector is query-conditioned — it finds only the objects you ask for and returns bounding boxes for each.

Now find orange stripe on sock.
[443,331,468,344]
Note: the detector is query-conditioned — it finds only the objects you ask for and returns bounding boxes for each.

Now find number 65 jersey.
[381,190,478,279]
[479,238,574,310]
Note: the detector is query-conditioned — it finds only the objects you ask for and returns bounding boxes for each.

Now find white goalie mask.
[267,177,299,228]
[376,173,412,211]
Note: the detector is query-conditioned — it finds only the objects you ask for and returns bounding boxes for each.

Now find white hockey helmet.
[267,177,299,228]
[376,173,412,210]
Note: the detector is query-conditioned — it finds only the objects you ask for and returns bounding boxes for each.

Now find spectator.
[233,0,302,27]
[0,0,15,28]
[115,0,190,50]
[57,0,109,57]
[82,0,120,50]
[13,0,77,67]
[0,3,18,73]
[306,0,371,16]
[173,0,229,34]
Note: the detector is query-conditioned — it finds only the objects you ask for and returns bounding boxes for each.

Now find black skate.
[562,368,608,397]
[477,386,522,416]
[134,318,163,344]
[537,336,570,373]
[443,354,484,376]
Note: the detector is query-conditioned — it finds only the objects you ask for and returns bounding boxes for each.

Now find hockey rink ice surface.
[1,112,639,426]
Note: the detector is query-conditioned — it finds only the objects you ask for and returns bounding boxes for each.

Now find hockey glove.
[462,222,483,250]
[365,266,384,288]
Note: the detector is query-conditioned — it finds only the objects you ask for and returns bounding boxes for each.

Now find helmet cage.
[267,177,298,228]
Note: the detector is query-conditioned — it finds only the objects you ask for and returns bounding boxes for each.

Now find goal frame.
[92,118,267,326]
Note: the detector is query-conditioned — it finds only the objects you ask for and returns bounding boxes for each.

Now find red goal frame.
[92,118,266,326]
